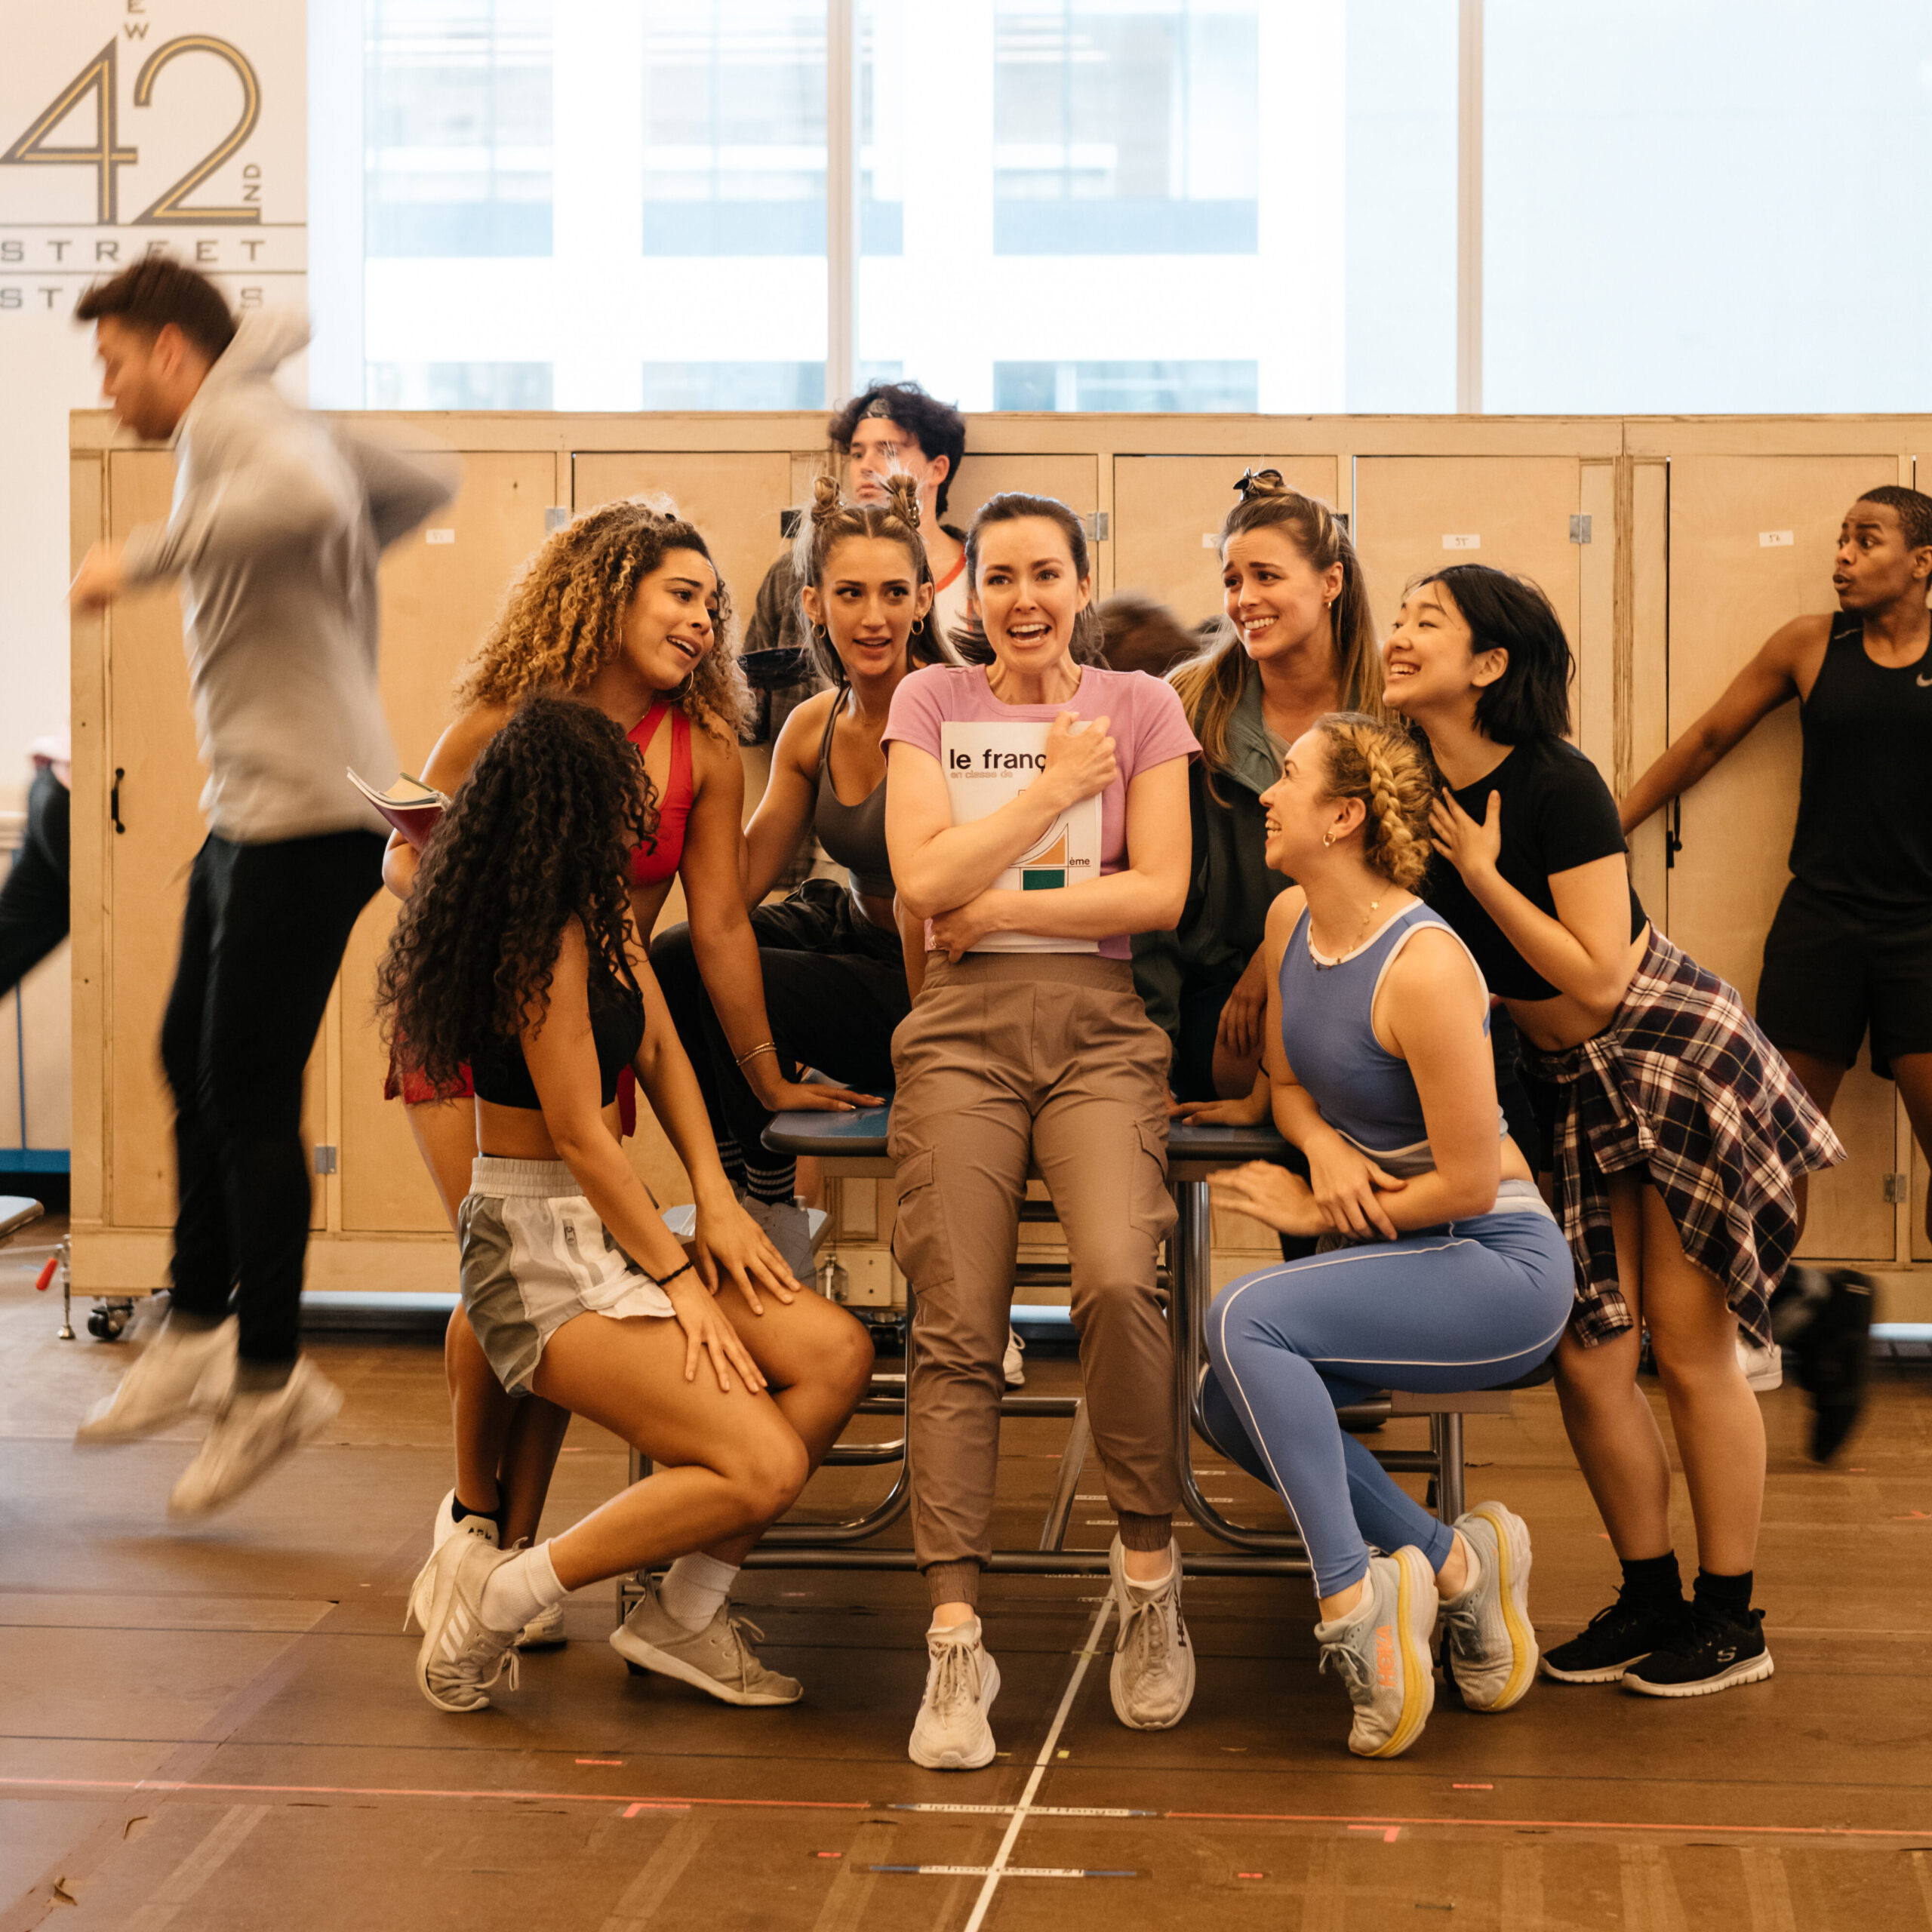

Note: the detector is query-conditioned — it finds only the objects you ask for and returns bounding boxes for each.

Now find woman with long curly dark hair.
[383,498,874,1663]
[382,697,872,1715]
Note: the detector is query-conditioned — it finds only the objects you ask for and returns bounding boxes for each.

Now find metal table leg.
[1038,1400,1091,1552]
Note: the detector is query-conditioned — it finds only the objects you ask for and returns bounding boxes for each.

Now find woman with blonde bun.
[1200,713,1573,1761]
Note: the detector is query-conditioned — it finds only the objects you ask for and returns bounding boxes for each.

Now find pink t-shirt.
[882,662,1200,959]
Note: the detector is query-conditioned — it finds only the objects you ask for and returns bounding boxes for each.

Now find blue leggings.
[1202,1201,1575,1598]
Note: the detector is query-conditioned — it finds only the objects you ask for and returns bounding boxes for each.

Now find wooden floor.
[3,1223,1930,1931]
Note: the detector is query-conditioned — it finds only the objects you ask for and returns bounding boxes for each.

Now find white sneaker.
[1439,1503,1537,1712]
[1737,1334,1783,1392]
[423,1490,565,1649]
[1108,1537,1195,1730]
[75,1314,236,1444]
[1002,1328,1026,1387]
[610,1577,801,1704]
[909,1617,1000,1770]
[740,1195,815,1286]
[166,1358,342,1518]
[408,1532,522,1713]
[1315,1547,1438,1758]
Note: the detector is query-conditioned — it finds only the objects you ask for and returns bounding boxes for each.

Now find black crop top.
[469,970,645,1111]
[1422,736,1647,1003]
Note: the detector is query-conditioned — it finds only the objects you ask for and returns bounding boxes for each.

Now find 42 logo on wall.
[0,5,304,313]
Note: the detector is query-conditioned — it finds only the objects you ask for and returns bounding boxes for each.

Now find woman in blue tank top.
[1195,712,1574,1761]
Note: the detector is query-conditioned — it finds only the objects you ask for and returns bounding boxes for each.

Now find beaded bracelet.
[657,1260,696,1290]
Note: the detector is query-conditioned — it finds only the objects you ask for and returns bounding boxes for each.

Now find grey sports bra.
[813,697,894,900]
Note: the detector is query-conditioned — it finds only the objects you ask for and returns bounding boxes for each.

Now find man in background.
[67,259,457,1516]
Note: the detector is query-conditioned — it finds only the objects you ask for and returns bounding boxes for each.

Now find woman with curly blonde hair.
[1195,712,1573,1761]
[383,498,872,1682]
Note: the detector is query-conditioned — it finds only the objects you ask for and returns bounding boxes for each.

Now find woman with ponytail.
[1136,469,1380,1100]
[1386,565,1841,1703]
[1200,713,1574,1760]
[651,472,943,1256]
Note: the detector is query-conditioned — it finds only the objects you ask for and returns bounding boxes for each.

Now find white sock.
[479,1541,564,1632]
[928,1614,980,1645]
[1123,1560,1175,1601]
[659,1552,739,1632]
[1441,1541,1481,1603]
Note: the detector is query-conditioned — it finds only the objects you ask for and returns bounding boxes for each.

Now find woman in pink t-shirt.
[883,491,1198,1770]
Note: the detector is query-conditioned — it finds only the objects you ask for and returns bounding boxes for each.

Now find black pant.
[160,829,383,1365]
[650,878,909,1198]
[0,766,70,998]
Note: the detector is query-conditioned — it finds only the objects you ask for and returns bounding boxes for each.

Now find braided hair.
[1313,710,1432,891]
[792,471,948,685]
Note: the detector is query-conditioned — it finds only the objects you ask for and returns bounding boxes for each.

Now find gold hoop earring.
[1321,830,1337,848]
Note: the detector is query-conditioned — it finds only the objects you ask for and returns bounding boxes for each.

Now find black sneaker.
[1538,1592,1687,1684]
[1622,1601,1772,1698]
[1807,1270,1874,1463]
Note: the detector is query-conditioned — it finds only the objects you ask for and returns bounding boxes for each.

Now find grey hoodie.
[120,312,459,842]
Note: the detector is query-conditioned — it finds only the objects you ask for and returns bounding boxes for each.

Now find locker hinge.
[1082,512,1110,541]
[1884,1172,1909,1204]
[313,1145,339,1176]
[544,506,570,534]
[1569,514,1592,544]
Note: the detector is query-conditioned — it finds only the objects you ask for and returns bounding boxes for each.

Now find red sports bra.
[629,700,695,887]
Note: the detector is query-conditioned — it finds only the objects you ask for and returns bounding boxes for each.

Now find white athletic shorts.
[458,1156,675,1396]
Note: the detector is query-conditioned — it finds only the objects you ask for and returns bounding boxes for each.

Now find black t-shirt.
[1423,736,1647,1002]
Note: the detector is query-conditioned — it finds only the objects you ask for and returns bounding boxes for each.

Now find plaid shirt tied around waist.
[1525,928,1844,1349]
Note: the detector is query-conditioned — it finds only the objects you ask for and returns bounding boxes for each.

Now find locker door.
[944,454,1099,533]
[104,452,326,1233]
[339,451,558,1235]
[1111,455,1340,627]
[1666,454,1903,1261]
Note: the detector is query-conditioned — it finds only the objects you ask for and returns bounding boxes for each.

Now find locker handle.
[111,768,125,835]
[1665,798,1681,869]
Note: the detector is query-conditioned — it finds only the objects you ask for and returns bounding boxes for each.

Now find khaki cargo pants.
[889,952,1181,1601]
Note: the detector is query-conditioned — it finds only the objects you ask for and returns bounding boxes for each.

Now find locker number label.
[426,528,456,545]
[1758,531,1794,548]
[1441,534,1481,551]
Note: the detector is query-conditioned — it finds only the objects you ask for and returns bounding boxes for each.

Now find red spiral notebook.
[347,768,448,849]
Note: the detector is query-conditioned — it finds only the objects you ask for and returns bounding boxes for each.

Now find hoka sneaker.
[1438,1503,1537,1712]
[1622,1601,1773,1698]
[408,1533,522,1713]
[1539,1592,1688,1684]
[1108,1537,1195,1730]
[167,1359,342,1518]
[908,1618,1000,1770]
[75,1314,236,1444]
[1315,1547,1438,1758]
[610,1577,801,1705]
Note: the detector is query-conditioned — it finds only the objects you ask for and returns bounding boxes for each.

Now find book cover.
[940,721,1102,953]
[347,768,448,850]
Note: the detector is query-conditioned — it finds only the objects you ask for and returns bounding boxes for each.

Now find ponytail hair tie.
[1235,466,1287,502]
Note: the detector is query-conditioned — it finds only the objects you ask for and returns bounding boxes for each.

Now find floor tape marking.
[960,1594,1116,1932]
[872,1866,1136,1879]
[1168,1809,1932,1841]
[891,1803,1156,1817]
[0,1775,859,1814]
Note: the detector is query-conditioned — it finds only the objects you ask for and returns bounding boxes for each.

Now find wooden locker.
[103,451,325,1235]
[339,451,558,1235]
[1665,454,1905,1262]
[943,454,1099,532]
[1109,454,1340,627]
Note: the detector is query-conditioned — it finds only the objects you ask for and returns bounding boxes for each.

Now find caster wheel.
[88,1307,128,1340]
[625,1660,646,1677]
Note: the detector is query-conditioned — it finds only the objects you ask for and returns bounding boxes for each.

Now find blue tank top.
[1277,900,1503,1177]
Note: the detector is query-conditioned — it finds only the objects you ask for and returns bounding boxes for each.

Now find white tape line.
[120,1804,269,1932]
[960,1595,1115,1932]
[892,1803,1157,1818]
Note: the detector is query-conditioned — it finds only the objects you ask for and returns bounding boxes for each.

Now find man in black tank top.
[1621,485,1932,1457]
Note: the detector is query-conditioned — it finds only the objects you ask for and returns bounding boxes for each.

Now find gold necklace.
[1308,895,1383,970]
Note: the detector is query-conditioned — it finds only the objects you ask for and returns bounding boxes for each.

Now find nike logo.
[1919,673,1932,686]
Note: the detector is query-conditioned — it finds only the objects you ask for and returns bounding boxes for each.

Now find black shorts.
[1755,878,1932,1078]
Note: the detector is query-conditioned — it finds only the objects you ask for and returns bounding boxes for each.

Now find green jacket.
[1132,663,1291,1042]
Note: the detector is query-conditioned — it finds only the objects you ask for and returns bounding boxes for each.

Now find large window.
[365,0,553,258]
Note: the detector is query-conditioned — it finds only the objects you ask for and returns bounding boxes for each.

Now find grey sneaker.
[1108,1537,1195,1730]
[1439,1502,1537,1712]
[167,1359,342,1518]
[423,1492,565,1649]
[408,1533,522,1713]
[75,1314,236,1444]
[1315,1546,1438,1758]
[739,1195,814,1286]
[609,1577,800,1705]
[516,1600,568,1650]
[908,1618,1000,1770]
